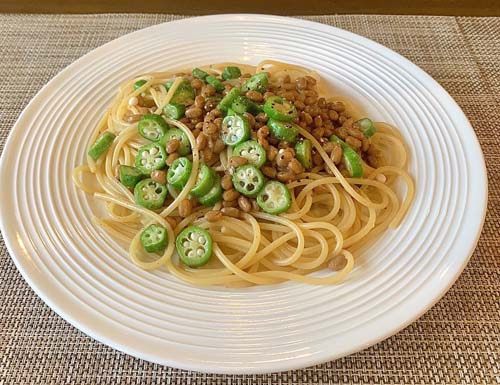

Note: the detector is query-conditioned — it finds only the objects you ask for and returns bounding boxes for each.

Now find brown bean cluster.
[220,165,253,214]
[176,95,226,166]
[266,75,377,170]
[123,69,381,219]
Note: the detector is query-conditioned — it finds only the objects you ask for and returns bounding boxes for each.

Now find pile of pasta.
[74,61,414,287]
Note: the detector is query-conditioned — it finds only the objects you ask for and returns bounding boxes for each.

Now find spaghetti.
[73,61,414,287]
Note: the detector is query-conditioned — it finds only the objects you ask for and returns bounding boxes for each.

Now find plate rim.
[0,14,488,374]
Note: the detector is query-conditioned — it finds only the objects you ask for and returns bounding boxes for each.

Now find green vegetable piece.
[192,68,209,80]
[232,165,265,198]
[138,114,168,142]
[356,118,376,137]
[295,139,312,169]
[329,135,364,178]
[263,96,297,122]
[256,181,292,215]
[217,87,240,112]
[190,164,215,198]
[175,226,213,267]
[134,79,147,90]
[231,96,260,115]
[140,224,167,253]
[221,66,242,80]
[205,75,224,92]
[267,118,300,143]
[160,128,191,156]
[119,165,144,188]
[134,143,167,174]
[220,114,250,146]
[134,178,168,210]
[198,174,223,206]
[167,157,192,189]
[233,140,266,168]
[163,103,186,119]
[88,132,116,161]
[170,79,195,105]
[164,81,173,90]
[241,73,268,93]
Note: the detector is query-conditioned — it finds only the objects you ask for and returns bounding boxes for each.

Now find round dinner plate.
[0,14,487,374]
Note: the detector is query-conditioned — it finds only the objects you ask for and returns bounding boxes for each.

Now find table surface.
[1,1,500,16]
[0,14,499,385]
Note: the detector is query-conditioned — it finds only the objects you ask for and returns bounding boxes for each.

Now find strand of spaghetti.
[252,212,305,266]
[258,258,301,273]
[94,192,168,226]
[373,166,415,227]
[164,257,243,286]
[269,221,343,260]
[359,180,390,211]
[294,175,345,213]
[72,165,99,194]
[255,250,354,285]
[127,139,148,149]
[343,200,376,248]
[213,244,282,285]
[209,62,257,74]
[299,128,380,209]
[112,125,139,166]
[199,219,293,269]
[99,217,141,237]
[197,215,263,269]
[291,229,328,270]
[155,77,183,114]
[223,214,262,268]
[248,232,297,267]
[375,122,406,143]
[92,217,136,243]
[149,87,163,109]
[296,178,342,222]
[105,201,140,223]
[372,132,407,168]
[256,60,317,79]
[283,188,313,220]
[94,166,124,198]
[212,235,253,250]
[94,193,176,269]
[258,222,292,233]
[248,262,260,273]
[334,188,356,231]
[302,173,390,211]
[221,146,232,170]
[301,221,344,256]
[358,179,399,225]
[167,184,179,199]
[123,144,132,165]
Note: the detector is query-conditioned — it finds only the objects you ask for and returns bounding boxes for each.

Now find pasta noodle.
[73,61,414,287]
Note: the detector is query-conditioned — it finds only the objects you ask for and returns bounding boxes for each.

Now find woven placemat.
[1,14,499,385]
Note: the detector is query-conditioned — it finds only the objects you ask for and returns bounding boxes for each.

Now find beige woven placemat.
[0,14,499,385]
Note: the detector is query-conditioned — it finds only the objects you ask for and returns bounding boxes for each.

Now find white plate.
[0,14,487,374]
